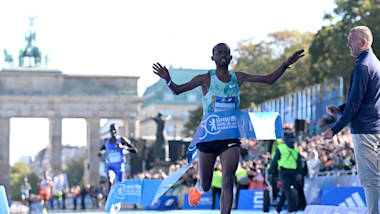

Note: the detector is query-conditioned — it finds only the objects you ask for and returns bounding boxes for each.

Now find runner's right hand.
[153,63,171,82]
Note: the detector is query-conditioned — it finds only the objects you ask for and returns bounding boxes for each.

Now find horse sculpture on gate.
[3,49,14,66]
[18,16,42,67]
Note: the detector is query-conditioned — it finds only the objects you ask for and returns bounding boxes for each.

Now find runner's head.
[110,123,119,138]
[211,43,232,68]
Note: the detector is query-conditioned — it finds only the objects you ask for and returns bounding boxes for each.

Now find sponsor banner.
[322,187,366,207]
[105,179,162,212]
[105,149,199,212]
[192,111,283,146]
[304,175,361,205]
[305,205,367,214]
[183,193,213,209]
[145,196,177,210]
[237,190,263,210]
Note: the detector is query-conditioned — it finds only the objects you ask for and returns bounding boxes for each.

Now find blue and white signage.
[237,190,263,210]
[183,193,214,209]
[145,196,177,210]
[322,187,366,207]
[192,111,283,145]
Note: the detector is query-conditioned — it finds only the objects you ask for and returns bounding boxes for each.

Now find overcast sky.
[0,0,335,165]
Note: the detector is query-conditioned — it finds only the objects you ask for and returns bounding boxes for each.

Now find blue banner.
[183,193,213,209]
[105,179,163,212]
[304,175,361,205]
[237,190,263,210]
[305,205,367,214]
[322,187,366,207]
[192,111,283,146]
[145,196,177,210]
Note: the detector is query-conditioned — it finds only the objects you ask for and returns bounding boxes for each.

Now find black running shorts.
[196,138,241,156]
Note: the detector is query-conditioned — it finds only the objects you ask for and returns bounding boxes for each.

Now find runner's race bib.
[212,96,239,112]
[108,152,122,163]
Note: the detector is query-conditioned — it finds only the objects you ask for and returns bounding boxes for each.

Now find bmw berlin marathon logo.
[199,113,238,140]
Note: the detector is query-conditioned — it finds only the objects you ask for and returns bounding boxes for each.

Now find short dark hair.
[110,123,118,130]
[212,43,230,55]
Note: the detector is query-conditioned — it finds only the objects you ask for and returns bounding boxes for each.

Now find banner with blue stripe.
[192,111,283,145]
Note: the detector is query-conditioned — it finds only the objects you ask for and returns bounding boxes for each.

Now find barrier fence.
[256,77,344,126]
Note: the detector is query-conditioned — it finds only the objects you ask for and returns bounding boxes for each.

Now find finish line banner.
[192,111,283,145]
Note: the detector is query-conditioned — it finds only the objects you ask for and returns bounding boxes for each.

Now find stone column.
[128,118,136,138]
[48,117,62,176]
[134,119,141,138]
[84,118,100,185]
[122,119,129,137]
[0,118,10,197]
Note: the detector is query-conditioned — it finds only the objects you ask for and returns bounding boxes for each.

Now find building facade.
[141,68,208,140]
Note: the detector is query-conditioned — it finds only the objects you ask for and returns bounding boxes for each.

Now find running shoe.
[188,186,202,207]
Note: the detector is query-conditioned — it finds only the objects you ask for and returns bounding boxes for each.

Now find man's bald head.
[350,26,373,48]
[347,26,373,57]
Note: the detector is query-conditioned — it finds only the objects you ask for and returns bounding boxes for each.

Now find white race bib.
[108,152,122,163]
[212,96,239,112]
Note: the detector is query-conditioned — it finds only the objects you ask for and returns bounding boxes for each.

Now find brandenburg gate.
[0,68,143,194]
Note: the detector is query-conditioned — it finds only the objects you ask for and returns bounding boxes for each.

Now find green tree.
[27,172,40,195]
[183,106,202,137]
[309,0,380,95]
[10,162,30,200]
[233,30,314,108]
[63,156,85,187]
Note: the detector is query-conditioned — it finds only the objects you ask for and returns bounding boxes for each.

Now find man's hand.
[153,63,170,82]
[323,129,335,140]
[285,49,305,67]
[296,174,302,181]
[327,105,341,116]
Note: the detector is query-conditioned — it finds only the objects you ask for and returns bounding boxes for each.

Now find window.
[187,94,197,102]
[166,125,174,134]
[183,110,189,120]
[164,93,174,101]
[164,109,173,117]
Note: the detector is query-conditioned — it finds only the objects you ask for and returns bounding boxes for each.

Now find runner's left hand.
[285,49,305,67]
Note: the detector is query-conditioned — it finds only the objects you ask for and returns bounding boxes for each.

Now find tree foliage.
[63,156,85,187]
[10,162,30,200]
[183,106,202,137]
[309,0,380,95]
[233,30,314,108]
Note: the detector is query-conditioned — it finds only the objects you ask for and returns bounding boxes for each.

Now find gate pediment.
[0,68,144,118]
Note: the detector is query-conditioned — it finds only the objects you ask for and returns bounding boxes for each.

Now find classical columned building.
[0,68,143,195]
